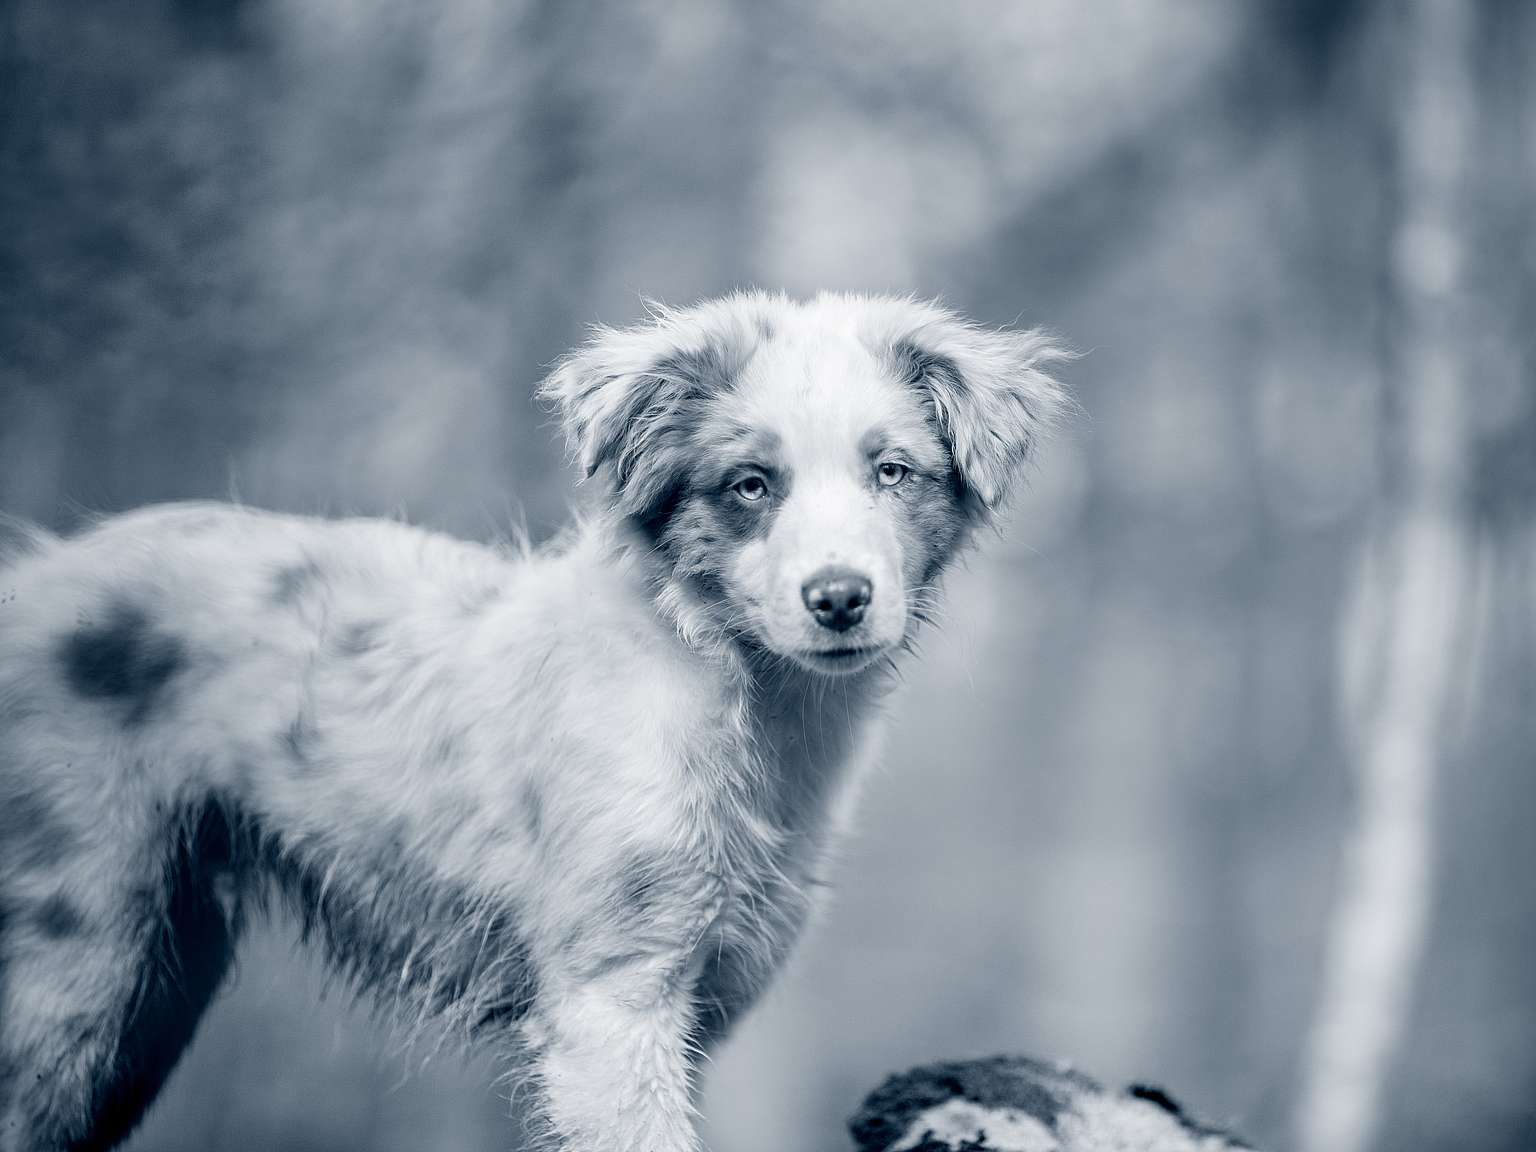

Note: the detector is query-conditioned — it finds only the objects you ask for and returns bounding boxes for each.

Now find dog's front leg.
[533,963,701,1152]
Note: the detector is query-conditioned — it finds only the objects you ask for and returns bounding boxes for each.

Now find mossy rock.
[849,1056,1255,1152]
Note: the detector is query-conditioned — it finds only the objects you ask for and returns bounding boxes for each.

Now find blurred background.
[2,1,1533,1150]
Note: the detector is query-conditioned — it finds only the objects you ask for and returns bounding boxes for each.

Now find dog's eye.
[732,475,769,502]
[876,461,909,487]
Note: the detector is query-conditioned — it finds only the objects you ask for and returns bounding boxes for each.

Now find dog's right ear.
[539,302,761,519]
[879,305,1074,521]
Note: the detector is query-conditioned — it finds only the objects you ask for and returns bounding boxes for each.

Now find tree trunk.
[1295,2,1478,1150]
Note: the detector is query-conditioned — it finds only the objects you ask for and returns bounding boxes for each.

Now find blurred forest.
[2,2,1533,1151]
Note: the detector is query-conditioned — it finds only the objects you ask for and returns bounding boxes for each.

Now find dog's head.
[542,292,1070,676]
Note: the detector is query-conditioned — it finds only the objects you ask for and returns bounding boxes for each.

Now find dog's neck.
[735,645,892,830]
[599,511,899,830]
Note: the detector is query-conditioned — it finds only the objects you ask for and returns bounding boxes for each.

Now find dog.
[0,291,1069,1152]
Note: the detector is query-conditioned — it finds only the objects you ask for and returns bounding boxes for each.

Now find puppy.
[0,291,1069,1152]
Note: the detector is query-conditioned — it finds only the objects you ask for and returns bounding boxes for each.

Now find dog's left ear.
[891,314,1074,518]
[540,303,758,519]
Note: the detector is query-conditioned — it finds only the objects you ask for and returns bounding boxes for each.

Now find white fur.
[0,291,1067,1151]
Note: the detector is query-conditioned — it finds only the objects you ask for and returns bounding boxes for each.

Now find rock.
[848,1056,1255,1152]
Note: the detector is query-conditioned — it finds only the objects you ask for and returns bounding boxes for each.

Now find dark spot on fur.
[708,487,778,542]
[333,620,382,656]
[634,481,688,544]
[32,894,85,940]
[646,424,787,592]
[269,560,322,606]
[66,805,237,1152]
[60,603,185,725]
[901,478,968,607]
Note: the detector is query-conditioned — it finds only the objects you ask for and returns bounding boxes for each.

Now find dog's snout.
[801,567,872,633]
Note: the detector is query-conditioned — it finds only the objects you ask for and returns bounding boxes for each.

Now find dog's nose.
[801,567,872,632]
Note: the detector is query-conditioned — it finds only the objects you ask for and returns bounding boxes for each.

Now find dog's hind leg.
[0,803,240,1152]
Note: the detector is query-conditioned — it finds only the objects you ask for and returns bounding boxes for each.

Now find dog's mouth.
[794,645,886,676]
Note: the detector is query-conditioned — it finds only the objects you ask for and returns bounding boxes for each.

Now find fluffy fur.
[0,291,1068,1152]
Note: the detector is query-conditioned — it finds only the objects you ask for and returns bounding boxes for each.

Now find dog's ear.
[540,302,760,519]
[890,311,1073,518]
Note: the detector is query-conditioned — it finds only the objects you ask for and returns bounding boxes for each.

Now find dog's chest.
[679,688,876,1024]
[686,813,824,1037]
